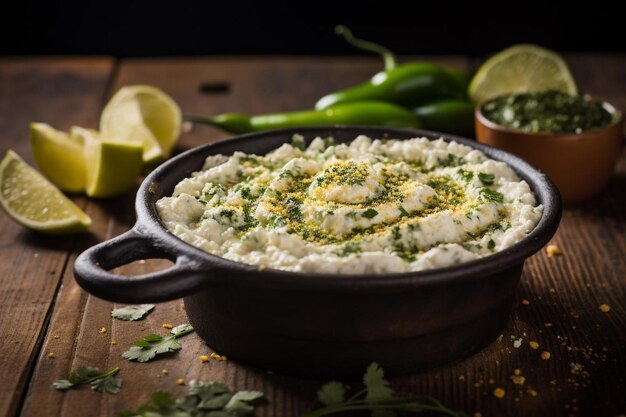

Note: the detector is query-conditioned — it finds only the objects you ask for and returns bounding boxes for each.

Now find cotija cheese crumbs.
[157,135,543,273]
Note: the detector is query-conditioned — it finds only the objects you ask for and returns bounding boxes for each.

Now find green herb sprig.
[122,324,194,363]
[302,363,467,417]
[53,366,122,394]
[120,380,264,417]
[112,304,155,321]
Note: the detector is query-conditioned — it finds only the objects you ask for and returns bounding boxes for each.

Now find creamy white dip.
[157,135,543,274]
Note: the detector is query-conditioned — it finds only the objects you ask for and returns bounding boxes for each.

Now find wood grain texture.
[9,55,626,417]
[0,58,114,417]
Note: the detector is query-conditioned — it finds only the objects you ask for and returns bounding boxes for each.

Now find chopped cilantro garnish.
[488,239,496,250]
[478,172,495,185]
[362,208,378,219]
[480,188,504,203]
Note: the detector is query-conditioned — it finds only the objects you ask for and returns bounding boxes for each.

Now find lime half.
[0,150,91,233]
[469,44,577,103]
[71,127,144,198]
[100,85,182,166]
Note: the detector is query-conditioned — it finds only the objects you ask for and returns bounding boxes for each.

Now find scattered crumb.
[541,351,551,360]
[48,352,55,359]
[513,338,522,348]
[488,378,495,384]
[529,341,539,349]
[98,327,107,334]
[162,323,173,329]
[111,340,117,346]
[546,244,561,257]
[522,299,530,305]
[599,304,611,313]
[511,375,526,385]
[210,352,227,361]
[549,380,557,386]
[162,369,168,375]
[53,335,60,340]
[549,288,556,294]
[493,388,506,399]
[527,388,538,397]
[258,264,267,271]
[458,375,465,381]
[176,378,185,385]
[570,362,585,375]
[199,355,210,363]
[544,323,553,328]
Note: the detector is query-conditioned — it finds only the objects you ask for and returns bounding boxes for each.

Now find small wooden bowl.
[475,102,624,204]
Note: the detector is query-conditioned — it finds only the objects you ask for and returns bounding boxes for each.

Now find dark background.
[3,2,625,57]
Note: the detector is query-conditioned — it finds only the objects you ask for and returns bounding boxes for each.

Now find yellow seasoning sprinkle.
[541,351,551,360]
[493,388,506,399]
[162,324,173,329]
[111,340,117,346]
[210,352,227,361]
[98,327,107,334]
[200,355,210,363]
[522,299,530,305]
[162,369,168,375]
[513,369,521,376]
[176,378,185,385]
[48,352,55,359]
[546,244,561,257]
[527,388,538,397]
[529,341,539,349]
[599,304,611,313]
[53,335,60,340]
[511,375,526,385]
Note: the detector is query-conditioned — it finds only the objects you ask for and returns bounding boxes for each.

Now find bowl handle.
[74,228,212,303]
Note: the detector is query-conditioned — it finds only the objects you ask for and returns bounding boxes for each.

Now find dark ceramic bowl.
[74,126,561,379]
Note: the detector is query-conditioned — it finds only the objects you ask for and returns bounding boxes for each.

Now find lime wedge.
[100,85,182,166]
[0,150,91,234]
[71,127,144,198]
[469,44,578,103]
[30,123,87,193]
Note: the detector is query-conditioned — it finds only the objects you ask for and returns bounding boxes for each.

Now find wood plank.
[19,55,626,417]
[0,58,114,417]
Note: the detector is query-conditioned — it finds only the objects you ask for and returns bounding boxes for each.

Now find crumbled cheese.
[529,341,539,349]
[162,369,168,375]
[513,338,522,348]
[199,355,210,363]
[210,352,227,361]
[521,299,530,305]
[541,351,551,360]
[599,304,611,313]
[47,352,55,359]
[493,388,506,398]
[162,323,173,329]
[176,378,185,385]
[98,327,107,334]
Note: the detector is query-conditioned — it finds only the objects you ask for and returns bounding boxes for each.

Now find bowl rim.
[476,98,623,138]
[136,125,562,291]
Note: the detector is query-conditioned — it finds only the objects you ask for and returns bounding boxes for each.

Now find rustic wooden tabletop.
[0,55,624,417]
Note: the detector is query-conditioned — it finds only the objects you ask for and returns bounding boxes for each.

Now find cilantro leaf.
[53,366,121,394]
[91,374,123,394]
[317,381,345,406]
[478,172,495,185]
[112,304,155,321]
[364,362,393,402]
[362,208,378,219]
[122,380,264,417]
[479,188,504,203]
[122,324,194,362]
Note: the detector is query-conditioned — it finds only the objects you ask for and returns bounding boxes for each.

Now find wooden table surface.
[0,55,624,417]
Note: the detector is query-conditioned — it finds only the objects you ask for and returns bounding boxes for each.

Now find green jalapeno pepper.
[315,26,469,110]
[413,100,475,137]
[186,100,422,134]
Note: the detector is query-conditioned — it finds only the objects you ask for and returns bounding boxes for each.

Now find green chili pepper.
[413,100,476,137]
[315,26,468,110]
[185,100,422,134]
